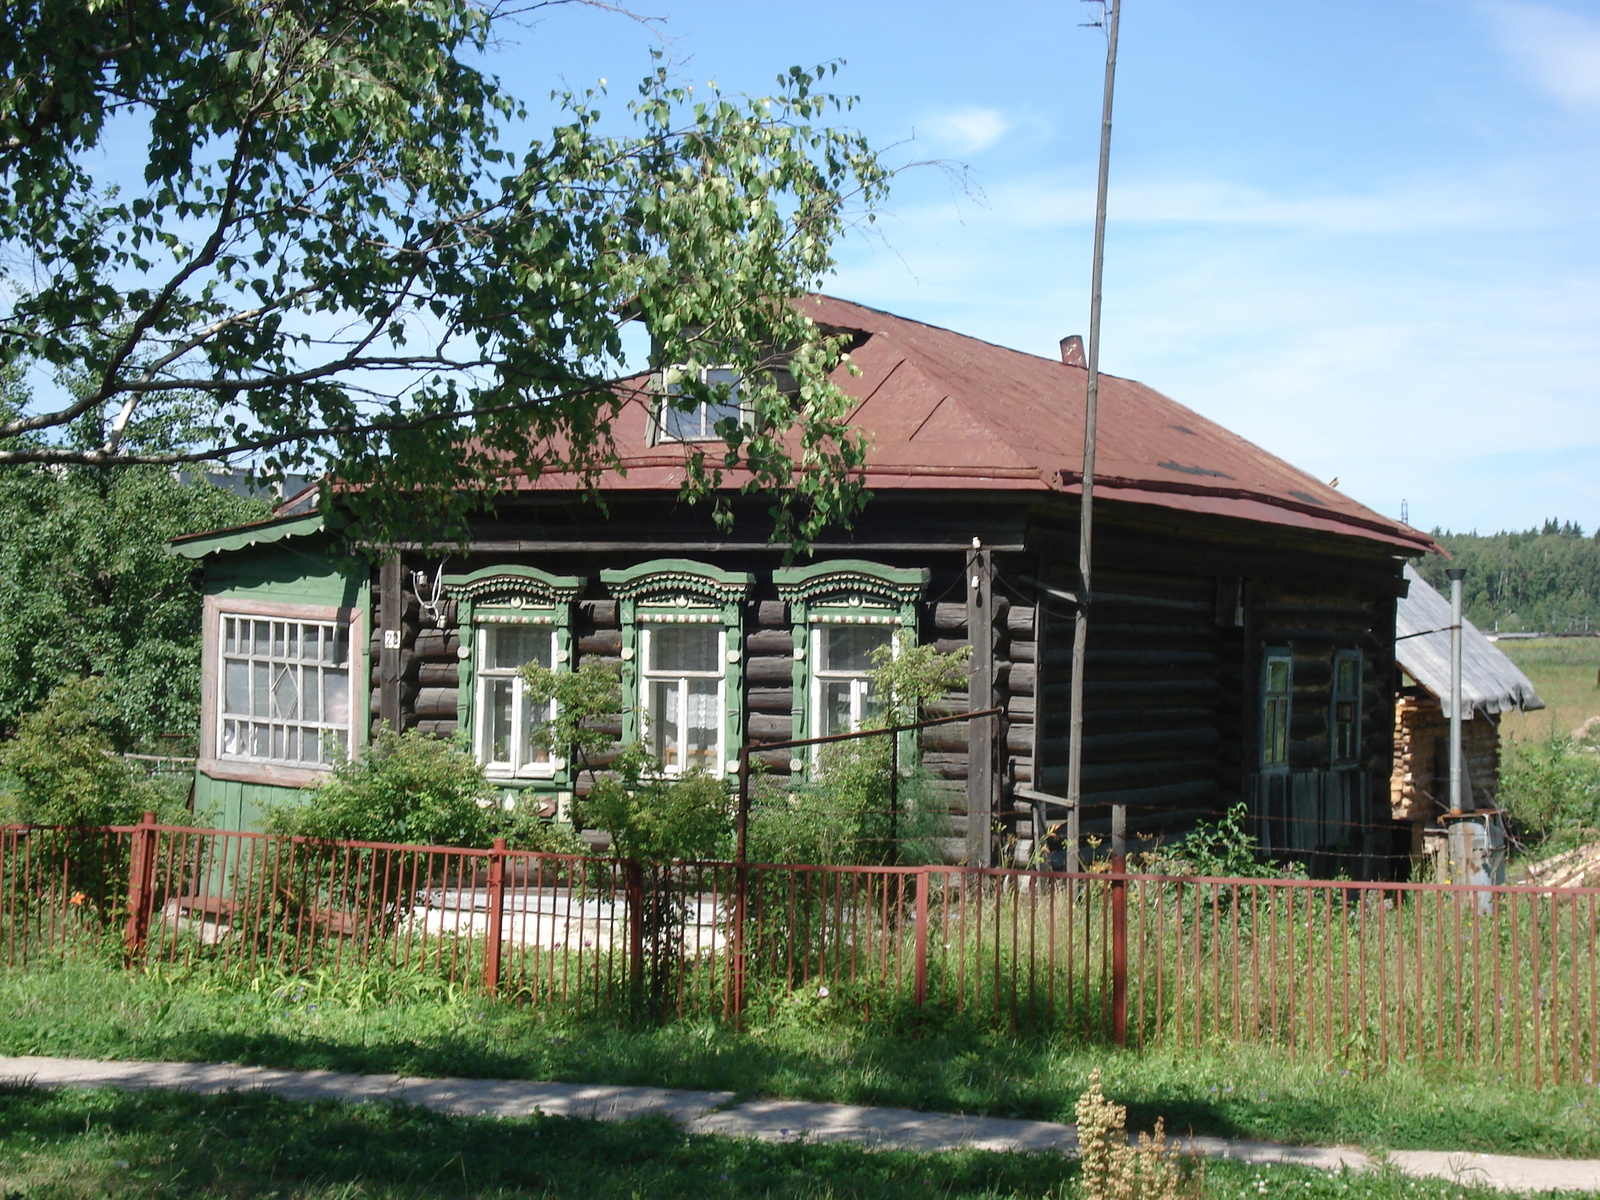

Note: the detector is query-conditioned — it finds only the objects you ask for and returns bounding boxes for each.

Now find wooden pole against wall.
[1065,0,1122,856]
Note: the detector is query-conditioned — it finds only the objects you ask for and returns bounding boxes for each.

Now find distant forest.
[1415,521,1600,633]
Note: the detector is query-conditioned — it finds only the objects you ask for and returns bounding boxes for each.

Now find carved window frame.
[774,561,931,760]
[443,566,585,786]
[601,559,754,777]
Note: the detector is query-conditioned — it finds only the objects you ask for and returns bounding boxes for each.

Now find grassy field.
[1497,639,1600,742]
[0,1081,1589,1200]
[2,962,1597,1160]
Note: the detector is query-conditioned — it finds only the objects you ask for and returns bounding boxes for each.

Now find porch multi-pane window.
[1331,651,1362,765]
[475,624,557,777]
[641,623,724,774]
[1261,651,1292,768]
[812,624,893,738]
[219,615,350,767]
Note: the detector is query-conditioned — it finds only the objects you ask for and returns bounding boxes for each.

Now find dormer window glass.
[659,366,742,442]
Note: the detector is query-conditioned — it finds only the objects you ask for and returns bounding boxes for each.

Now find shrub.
[272,728,501,848]
[1163,802,1304,880]
[1501,733,1600,854]
[0,678,178,826]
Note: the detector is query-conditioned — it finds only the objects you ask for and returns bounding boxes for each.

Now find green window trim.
[1260,647,1293,770]
[601,559,754,776]
[443,566,585,787]
[775,560,931,756]
[1331,648,1363,767]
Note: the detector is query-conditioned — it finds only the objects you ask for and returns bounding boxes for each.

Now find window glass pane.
[304,625,319,661]
[664,403,702,440]
[486,625,549,671]
[821,680,853,738]
[1266,660,1289,694]
[252,662,269,717]
[684,679,719,770]
[822,626,891,673]
[271,664,299,720]
[650,679,680,767]
[324,669,349,726]
[1336,657,1358,695]
[522,691,552,765]
[252,621,269,657]
[703,367,740,432]
[224,619,236,654]
[251,723,270,757]
[649,625,718,672]
[224,661,249,715]
[303,670,319,722]
[486,678,514,763]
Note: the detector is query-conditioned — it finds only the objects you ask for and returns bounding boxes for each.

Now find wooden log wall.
[744,598,795,774]
[1031,566,1226,847]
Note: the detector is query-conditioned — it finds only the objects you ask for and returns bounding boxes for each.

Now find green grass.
[1497,639,1600,742]
[0,1083,1590,1200]
[2,961,1598,1161]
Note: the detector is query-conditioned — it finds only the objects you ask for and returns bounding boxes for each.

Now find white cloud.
[918,107,1013,155]
[1484,2,1600,108]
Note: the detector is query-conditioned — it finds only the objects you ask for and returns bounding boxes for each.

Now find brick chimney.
[1059,335,1085,367]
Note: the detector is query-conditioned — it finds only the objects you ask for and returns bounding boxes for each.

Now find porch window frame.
[198,596,363,789]
[443,566,585,787]
[601,559,754,778]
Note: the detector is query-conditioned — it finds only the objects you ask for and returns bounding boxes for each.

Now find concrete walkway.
[2,1055,1597,1193]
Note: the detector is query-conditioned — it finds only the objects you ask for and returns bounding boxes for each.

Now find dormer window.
[656,366,743,443]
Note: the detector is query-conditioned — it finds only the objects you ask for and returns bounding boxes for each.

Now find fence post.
[913,867,930,1007]
[1110,803,1128,1046]
[732,745,752,1020]
[123,810,159,966]
[624,858,645,1003]
[483,838,507,996]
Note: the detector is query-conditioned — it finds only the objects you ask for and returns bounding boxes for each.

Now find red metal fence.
[3,815,1597,1085]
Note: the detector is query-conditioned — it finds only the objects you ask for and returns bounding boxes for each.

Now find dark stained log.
[933,637,971,656]
[414,629,461,658]
[1006,662,1034,695]
[418,661,459,687]
[745,657,794,685]
[1008,639,1036,663]
[414,687,459,718]
[747,713,793,741]
[922,723,970,753]
[746,687,794,713]
[578,630,623,656]
[1007,694,1035,720]
[757,600,788,628]
[745,629,794,655]
[579,599,618,627]
[1035,727,1221,760]
[920,751,971,780]
[1006,605,1036,638]
[1035,773,1217,809]
[751,748,793,772]
[415,719,458,737]
[1258,629,1380,645]
[1043,648,1220,670]
[935,602,968,632]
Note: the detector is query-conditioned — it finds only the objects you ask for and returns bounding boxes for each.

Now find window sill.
[198,757,334,789]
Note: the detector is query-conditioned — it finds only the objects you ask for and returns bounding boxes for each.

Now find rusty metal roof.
[519,295,1437,555]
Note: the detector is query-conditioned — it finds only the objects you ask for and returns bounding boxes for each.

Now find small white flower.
[817,986,829,999]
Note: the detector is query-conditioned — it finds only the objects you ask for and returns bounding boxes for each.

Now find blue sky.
[492,0,1600,536]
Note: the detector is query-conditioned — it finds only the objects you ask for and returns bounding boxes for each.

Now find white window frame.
[652,365,745,444]
[639,620,727,776]
[473,622,564,780]
[808,621,899,741]
[199,597,361,787]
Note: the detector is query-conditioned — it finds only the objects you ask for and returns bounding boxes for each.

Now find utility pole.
[1065,0,1121,865]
